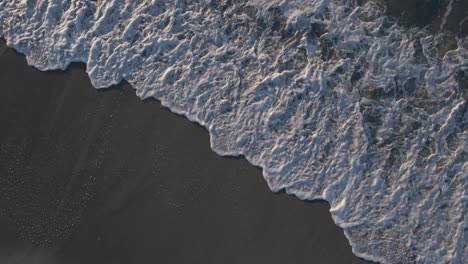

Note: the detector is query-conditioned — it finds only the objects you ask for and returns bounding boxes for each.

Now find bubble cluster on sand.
[1,1,466,263]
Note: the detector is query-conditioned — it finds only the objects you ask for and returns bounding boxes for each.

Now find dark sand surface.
[0,40,370,264]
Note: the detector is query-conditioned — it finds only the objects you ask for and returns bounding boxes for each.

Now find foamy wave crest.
[1,0,466,263]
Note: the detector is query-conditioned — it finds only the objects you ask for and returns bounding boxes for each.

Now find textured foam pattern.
[1,1,467,263]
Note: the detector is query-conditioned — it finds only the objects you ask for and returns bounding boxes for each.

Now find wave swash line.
[1,0,467,263]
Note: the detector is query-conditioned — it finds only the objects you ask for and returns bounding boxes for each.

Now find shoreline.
[0,0,464,262]
[0,40,372,263]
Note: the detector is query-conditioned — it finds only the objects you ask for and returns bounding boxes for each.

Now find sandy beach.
[0,40,370,264]
[0,0,465,262]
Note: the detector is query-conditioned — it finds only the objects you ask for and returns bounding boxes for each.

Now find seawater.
[0,0,466,263]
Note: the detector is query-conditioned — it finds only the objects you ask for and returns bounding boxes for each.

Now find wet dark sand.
[0,40,371,263]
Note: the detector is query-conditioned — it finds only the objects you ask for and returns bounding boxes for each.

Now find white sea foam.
[0,0,466,263]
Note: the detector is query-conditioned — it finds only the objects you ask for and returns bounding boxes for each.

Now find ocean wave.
[1,0,466,263]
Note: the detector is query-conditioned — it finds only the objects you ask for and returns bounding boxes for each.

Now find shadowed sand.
[0,40,371,263]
